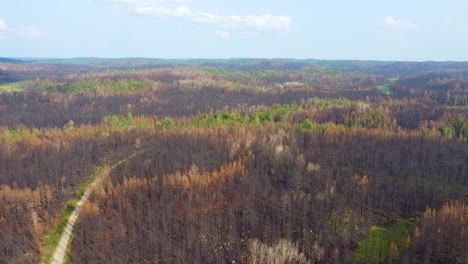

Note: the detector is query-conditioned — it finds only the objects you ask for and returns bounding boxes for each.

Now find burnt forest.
[0,58,467,264]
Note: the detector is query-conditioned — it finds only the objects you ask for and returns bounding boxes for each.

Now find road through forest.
[50,149,146,264]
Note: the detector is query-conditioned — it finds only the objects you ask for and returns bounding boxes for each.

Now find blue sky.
[1,0,467,60]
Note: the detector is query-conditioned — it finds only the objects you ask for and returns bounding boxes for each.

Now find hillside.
[0,59,466,264]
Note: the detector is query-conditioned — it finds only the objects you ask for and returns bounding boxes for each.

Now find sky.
[1,0,468,60]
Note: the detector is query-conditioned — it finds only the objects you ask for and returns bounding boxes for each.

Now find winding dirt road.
[51,149,146,264]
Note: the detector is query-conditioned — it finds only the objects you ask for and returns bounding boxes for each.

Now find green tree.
[303,119,313,129]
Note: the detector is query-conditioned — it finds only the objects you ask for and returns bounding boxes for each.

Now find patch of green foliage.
[309,97,354,107]
[159,117,175,129]
[104,113,136,131]
[227,81,259,90]
[253,103,301,123]
[0,85,23,93]
[39,79,154,94]
[323,68,358,77]
[299,121,341,135]
[0,127,43,142]
[185,99,392,132]
[355,220,412,263]
[377,84,392,95]
[452,118,468,139]
[103,113,175,131]
[103,112,160,131]
[188,102,302,128]
[438,117,468,139]
[202,68,282,81]
[42,204,75,262]
[189,110,248,127]
[347,109,389,129]
[302,119,313,129]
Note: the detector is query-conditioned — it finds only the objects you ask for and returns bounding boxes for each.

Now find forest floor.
[50,149,147,264]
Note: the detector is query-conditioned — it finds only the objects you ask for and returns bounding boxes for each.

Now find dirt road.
[51,149,146,264]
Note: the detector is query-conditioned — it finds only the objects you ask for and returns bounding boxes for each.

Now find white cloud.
[194,13,291,31]
[244,15,291,31]
[384,16,401,26]
[0,21,45,39]
[114,0,292,32]
[110,0,191,5]
[110,0,137,3]
[0,19,7,31]
[383,16,417,29]
[135,5,191,17]
[135,6,174,16]
[214,30,230,39]
[175,5,192,17]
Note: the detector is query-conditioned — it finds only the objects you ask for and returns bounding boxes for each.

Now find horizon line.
[3,57,468,63]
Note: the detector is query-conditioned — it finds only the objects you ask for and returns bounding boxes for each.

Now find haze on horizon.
[1,0,468,61]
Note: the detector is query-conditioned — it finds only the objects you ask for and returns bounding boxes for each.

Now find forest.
[0,58,466,263]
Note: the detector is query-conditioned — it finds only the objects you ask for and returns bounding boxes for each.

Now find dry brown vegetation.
[0,61,466,263]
